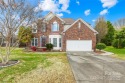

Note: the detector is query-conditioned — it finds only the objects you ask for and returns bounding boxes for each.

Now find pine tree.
[102,21,115,46]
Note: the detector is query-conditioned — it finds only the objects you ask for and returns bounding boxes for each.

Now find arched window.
[52,21,59,31]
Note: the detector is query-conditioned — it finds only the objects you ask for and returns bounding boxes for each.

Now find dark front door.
[41,36,46,47]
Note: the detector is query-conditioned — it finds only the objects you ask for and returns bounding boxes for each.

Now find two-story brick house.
[31,12,98,51]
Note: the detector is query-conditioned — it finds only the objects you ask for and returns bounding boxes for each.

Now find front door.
[49,35,62,50]
[40,36,46,47]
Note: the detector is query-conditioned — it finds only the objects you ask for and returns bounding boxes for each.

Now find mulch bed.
[0,60,19,68]
[95,50,105,54]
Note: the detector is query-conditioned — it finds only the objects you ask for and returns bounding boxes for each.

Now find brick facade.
[63,20,96,51]
[31,12,97,51]
[33,16,64,47]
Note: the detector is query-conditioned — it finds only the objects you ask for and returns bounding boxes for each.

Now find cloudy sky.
[29,0,125,26]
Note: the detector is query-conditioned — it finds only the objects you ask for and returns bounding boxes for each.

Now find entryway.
[49,35,62,50]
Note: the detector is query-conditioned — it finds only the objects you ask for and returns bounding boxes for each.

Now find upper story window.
[42,23,46,32]
[52,21,59,32]
[32,24,37,33]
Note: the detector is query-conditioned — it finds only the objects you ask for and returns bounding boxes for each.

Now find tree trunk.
[97,38,101,43]
[1,41,11,64]
[26,42,29,51]
[1,55,9,64]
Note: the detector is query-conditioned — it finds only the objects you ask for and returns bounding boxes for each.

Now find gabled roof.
[43,12,64,22]
[64,18,98,34]
[62,18,75,24]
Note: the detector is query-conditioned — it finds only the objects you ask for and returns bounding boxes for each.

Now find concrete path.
[67,52,125,83]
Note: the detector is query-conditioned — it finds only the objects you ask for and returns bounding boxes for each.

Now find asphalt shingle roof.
[62,18,75,24]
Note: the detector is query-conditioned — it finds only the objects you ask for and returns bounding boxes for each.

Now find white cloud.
[84,9,91,16]
[100,0,118,8]
[59,0,70,13]
[35,0,59,13]
[100,9,108,15]
[56,13,63,17]
[35,0,70,14]
[92,20,96,22]
[76,0,80,5]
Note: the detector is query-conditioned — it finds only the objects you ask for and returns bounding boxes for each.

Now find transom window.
[31,38,38,46]
[52,21,59,32]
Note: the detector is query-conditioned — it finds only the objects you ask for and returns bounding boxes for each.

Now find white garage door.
[66,40,92,51]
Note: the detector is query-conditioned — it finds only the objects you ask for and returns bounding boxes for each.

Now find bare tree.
[95,17,108,43]
[114,18,125,30]
[0,0,42,64]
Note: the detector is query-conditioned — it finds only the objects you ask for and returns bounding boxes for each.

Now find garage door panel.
[66,40,92,51]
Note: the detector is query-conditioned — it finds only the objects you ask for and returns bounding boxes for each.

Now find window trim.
[52,21,59,32]
[31,37,38,46]
[32,28,37,33]
[32,24,37,33]
[59,38,61,47]
[42,23,46,32]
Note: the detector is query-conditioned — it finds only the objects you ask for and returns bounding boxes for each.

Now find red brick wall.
[32,16,64,47]
[63,20,96,51]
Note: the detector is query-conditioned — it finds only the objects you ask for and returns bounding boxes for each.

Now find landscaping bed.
[95,50,105,54]
[0,60,19,68]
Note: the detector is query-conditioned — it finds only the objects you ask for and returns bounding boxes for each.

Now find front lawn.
[104,46,125,59]
[0,48,75,83]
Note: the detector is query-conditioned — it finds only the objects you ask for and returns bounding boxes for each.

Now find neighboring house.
[31,12,98,51]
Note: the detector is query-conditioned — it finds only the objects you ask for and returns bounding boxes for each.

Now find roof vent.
[78,22,81,28]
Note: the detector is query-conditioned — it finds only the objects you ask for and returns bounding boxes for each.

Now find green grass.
[0,48,68,83]
[104,46,125,59]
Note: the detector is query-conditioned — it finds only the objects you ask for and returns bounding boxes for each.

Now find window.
[42,23,46,32]
[59,38,61,47]
[32,28,37,33]
[53,38,57,47]
[31,38,38,46]
[32,24,37,33]
[41,36,46,47]
[52,21,59,32]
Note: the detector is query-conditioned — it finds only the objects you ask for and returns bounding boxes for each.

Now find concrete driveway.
[67,52,125,83]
